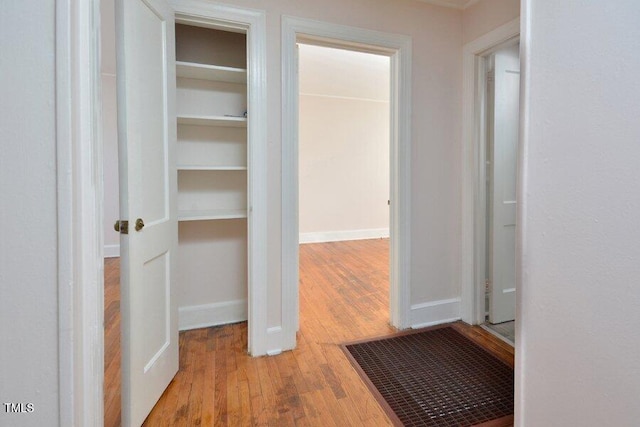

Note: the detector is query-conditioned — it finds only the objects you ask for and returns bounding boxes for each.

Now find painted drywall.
[102,79,119,257]
[518,1,640,425]
[0,1,60,426]
[298,44,390,242]
[235,0,462,326]
[100,0,463,329]
[174,26,249,328]
[102,0,120,257]
[462,0,519,44]
[298,43,391,101]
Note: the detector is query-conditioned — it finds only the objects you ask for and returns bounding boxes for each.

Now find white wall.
[298,44,390,243]
[99,0,463,329]
[101,0,120,257]
[14,0,640,423]
[518,1,640,425]
[211,0,463,327]
[462,0,519,44]
[0,1,60,426]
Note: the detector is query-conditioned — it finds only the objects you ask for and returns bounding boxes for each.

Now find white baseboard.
[410,297,461,329]
[299,228,389,244]
[104,244,120,258]
[178,299,247,331]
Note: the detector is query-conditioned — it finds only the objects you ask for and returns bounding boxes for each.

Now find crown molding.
[415,0,478,10]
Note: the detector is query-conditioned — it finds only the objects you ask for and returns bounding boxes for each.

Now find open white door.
[489,44,520,324]
[115,0,178,425]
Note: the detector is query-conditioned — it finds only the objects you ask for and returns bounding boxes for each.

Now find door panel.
[489,44,519,324]
[116,0,178,425]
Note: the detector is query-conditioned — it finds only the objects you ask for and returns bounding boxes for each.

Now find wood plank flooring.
[104,256,121,427]
[104,239,514,426]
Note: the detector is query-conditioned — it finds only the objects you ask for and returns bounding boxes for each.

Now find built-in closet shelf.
[177,165,247,171]
[176,61,247,83]
[178,209,248,222]
[177,115,247,128]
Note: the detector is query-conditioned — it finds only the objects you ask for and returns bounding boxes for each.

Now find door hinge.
[114,220,129,234]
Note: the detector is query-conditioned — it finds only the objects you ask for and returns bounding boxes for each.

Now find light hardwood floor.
[104,239,514,426]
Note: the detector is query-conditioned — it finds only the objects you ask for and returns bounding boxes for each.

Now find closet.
[174,22,249,328]
[116,2,266,423]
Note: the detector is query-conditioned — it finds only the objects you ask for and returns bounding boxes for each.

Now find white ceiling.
[416,0,478,10]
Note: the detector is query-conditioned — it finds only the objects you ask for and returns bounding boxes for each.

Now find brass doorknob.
[114,220,129,234]
[135,218,145,231]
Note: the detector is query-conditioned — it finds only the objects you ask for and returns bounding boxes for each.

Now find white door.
[116,0,178,425]
[489,44,520,324]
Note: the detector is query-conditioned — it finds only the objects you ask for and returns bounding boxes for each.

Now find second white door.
[488,43,520,325]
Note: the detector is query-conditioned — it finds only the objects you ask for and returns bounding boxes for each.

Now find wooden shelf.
[177,165,247,171]
[177,115,247,128]
[178,209,247,222]
[176,61,247,83]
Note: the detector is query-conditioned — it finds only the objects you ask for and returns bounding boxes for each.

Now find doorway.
[482,43,520,344]
[460,18,520,331]
[297,43,392,336]
[101,1,268,424]
[281,17,413,346]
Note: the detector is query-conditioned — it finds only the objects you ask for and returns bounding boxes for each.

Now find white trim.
[299,228,389,244]
[299,91,389,104]
[170,0,269,356]
[266,326,283,356]
[515,5,530,426]
[282,17,413,351]
[461,18,520,325]
[410,298,462,329]
[57,0,104,425]
[178,300,247,331]
[104,244,121,258]
[414,0,474,10]
[64,1,268,423]
[463,0,481,10]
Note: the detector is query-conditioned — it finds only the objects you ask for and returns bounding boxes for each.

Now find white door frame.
[57,1,268,424]
[460,18,520,325]
[170,0,269,356]
[281,16,413,349]
[56,0,104,424]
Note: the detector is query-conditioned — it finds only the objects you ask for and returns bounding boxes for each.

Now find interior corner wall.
[462,0,520,44]
[0,1,60,426]
[519,1,640,425]
[298,46,390,244]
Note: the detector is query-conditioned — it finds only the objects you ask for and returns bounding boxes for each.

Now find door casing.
[281,17,413,351]
[460,18,520,326]
[56,0,268,424]
[55,0,104,424]
[170,0,269,357]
